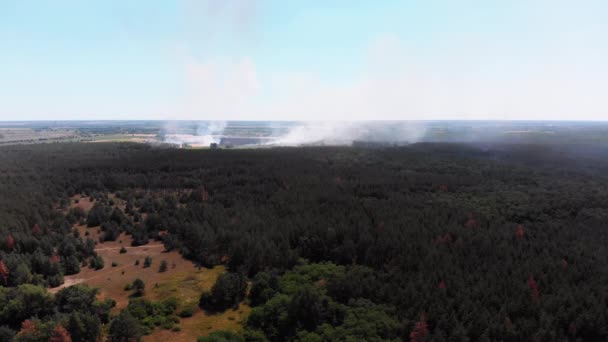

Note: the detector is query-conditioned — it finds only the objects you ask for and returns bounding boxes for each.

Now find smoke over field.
[160,121,428,147]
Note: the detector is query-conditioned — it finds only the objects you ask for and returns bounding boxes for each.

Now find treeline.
[1,142,608,340]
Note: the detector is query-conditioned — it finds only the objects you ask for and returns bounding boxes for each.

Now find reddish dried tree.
[410,317,430,342]
[49,325,72,342]
[0,260,8,284]
[516,225,525,239]
[504,317,514,331]
[568,322,577,336]
[18,320,37,336]
[376,221,385,234]
[435,233,453,244]
[50,253,61,264]
[438,280,447,290]
[6,235,15,250]
[32,224,42,235]
[527,275,540,300]
[465,213,477,228]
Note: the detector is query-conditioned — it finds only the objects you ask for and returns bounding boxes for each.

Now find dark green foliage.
[100,221,120,242]
[245,263,400,342]
[0,284,111,341]
[0,326,15,342]
[2,142,608,340]
[108,310,143,342]
[249,272,280,307]
[199,272,247,312]
[120,246,127,254]
[122,297,179,334]
[62,255,81,275]
[177,304,196,318]
[66,311,101,342]
[87,203,110,227]
[0,285,54,329]
[55,285,99,313]
[89,255,104,270]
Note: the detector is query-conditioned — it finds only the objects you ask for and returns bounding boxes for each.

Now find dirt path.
[94,245,164,252]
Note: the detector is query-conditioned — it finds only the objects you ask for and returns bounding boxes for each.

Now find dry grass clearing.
[53,195,251,340]
[51,232,199,311]
[144,269,251,342]
[67,194,96,212]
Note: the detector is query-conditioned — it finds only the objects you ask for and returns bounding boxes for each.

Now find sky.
[0,0,607,121]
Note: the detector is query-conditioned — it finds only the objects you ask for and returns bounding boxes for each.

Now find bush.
[111,262,118,267]
[178,304,197,318]
[132,278,145,297]
[89,255,104,270]
[143,256,152,268]
[120,246,127,254]
[159,260,168,273]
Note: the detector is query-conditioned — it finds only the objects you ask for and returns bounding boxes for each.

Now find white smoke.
[270,121,427,146]
[162,121,227,146]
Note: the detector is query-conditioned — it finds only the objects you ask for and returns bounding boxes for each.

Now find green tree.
[199,272,247,312]
[108,311,142,342]
[66,312,101,342]
[0,326,16,342]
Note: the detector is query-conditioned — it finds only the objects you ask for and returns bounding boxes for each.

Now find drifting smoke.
[270,121,428,146]
[159,121,427,147]
[162,121,227,146]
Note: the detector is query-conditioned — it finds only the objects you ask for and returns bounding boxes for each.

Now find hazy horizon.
[1,1,607,121]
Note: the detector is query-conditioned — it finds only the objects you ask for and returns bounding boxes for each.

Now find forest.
[1,141,608,341]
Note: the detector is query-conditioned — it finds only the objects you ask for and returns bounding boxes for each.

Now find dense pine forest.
[1,142,608,341]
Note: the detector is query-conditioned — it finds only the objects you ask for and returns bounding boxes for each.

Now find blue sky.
[0,0,607,120]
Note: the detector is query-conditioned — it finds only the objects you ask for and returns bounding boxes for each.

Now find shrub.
[178,304,196,318]
[159,260,168,273]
